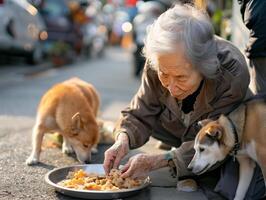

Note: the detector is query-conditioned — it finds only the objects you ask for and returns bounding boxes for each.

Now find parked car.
[0,0,47,64]
[82,0,107,58]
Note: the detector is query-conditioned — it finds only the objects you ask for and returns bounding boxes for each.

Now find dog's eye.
[199,148,205,153]
[83,144,89,148]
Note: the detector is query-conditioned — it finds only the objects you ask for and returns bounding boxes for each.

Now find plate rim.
[44,164,151,194]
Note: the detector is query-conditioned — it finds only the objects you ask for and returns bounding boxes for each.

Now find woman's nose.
[167,78,176,92]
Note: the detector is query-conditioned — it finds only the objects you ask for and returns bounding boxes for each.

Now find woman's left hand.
[121,154,153,179]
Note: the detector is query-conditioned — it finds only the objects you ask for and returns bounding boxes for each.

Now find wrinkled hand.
[103,132,129,174]
[121,153,154,179]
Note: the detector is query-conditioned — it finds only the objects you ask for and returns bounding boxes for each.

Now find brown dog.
[26,78,100,165]
[188,99,266,200]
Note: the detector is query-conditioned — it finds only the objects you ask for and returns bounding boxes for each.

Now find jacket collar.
[159,78,216,124]
[189,78,216,124]
[159,90,181,120]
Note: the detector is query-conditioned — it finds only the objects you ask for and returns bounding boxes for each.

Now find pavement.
[0,47,207,200]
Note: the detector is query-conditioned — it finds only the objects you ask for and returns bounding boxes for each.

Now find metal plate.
[45,164,151,199]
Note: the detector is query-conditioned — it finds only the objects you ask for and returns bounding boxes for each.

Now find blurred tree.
[212,8,223,35]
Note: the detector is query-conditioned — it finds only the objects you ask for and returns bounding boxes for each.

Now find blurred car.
[37,0,83,57]
[82,0,107,58]
[109,9,131,45]
[0,0,47,64]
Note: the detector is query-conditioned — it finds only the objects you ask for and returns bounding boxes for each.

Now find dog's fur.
[188,99,266,200]
[26,78,100,165]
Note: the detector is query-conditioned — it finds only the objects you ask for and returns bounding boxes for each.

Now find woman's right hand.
[103,132,129,174]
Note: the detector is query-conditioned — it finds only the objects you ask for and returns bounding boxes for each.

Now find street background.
[0,0,247,199]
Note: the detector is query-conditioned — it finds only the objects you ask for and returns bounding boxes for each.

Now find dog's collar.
[227,117,240,160]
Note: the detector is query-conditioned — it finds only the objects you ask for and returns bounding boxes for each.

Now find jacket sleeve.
[114,64,163,149]
[172,141,195,177]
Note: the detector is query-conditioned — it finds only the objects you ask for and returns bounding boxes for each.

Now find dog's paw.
[176,179,198,192]
[26,156,39,165]
[91,147,98,154]
[62,145,74,154]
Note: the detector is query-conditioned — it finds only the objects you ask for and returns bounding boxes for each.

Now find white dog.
[188,99,266,200]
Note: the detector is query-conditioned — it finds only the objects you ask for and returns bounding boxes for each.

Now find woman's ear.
[71,112,82,134]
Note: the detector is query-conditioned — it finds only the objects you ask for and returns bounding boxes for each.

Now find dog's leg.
[62,137,74,154]
[234,156,256,200]
[26,123,46,165]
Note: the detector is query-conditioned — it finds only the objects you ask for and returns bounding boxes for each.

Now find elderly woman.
[104,4,265,199]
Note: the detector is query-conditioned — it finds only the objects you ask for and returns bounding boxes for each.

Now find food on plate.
[59,169,143,191]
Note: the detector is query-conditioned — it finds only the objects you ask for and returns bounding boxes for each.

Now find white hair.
[143,4,219,78]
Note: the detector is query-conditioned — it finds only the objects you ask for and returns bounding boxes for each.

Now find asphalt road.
[0,47,207,200]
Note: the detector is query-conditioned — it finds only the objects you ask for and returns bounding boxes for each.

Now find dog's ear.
[71,112,82,134]
[206,126,223,141]
[217,114,228,125]
[198,119,212,128]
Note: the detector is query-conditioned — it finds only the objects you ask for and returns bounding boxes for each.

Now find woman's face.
[156,51,203,100]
